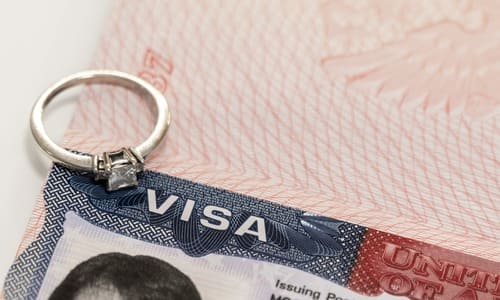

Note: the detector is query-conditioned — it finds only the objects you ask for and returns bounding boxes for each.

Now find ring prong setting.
[93,147,145,191]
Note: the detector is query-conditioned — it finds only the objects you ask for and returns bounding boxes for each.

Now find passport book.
[4,1,499,299]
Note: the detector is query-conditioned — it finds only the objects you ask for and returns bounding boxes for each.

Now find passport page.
[5,1,500,300]
[62,0,498,259]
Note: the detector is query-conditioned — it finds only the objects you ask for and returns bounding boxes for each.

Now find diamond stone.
[107,164,138,191]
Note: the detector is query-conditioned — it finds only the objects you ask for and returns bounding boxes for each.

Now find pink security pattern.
[56,1,498,261]
[321,0,500,118]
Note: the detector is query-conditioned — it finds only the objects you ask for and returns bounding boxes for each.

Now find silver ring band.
[30,70,171,190]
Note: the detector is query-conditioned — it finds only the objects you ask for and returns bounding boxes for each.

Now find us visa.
[4,166,499,300]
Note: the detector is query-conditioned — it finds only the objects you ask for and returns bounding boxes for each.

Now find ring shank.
[30,70,170,172]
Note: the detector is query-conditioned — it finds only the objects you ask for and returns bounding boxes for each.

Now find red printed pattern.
[349,229,500,299]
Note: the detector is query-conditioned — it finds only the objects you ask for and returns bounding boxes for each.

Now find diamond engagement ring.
[30,70,171,191]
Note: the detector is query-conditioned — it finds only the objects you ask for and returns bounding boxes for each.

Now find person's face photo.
[49,252,202,300]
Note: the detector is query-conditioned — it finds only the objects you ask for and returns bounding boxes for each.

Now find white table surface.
[0,0,112,286]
